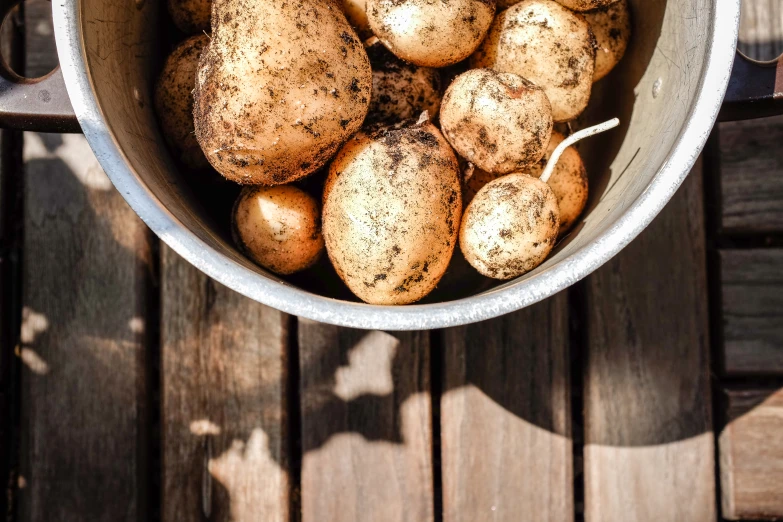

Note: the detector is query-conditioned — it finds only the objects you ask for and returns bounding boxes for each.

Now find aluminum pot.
[0,0,780,329]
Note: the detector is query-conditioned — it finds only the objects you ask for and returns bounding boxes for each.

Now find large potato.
[471,0,596,122]
[168,0,210,33]
[154,35,209,171]
[367,0,496,67]
[194,0,372,185]
[366,39,442,124]
[440,69,552,174]
[323,118,461,305]
[460,173,559,279]
[585,0,631,82]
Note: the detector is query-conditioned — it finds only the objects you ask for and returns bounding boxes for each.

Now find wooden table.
[1,1,782,521]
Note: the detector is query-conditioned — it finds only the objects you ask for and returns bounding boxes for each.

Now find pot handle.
[718,51,783,122]
[0,67,80,133]
[0,0,80,133]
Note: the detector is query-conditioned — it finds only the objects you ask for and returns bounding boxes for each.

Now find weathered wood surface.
[720,388,783,520]
[718,116,783,233]
[737,0,783,62]
[720,250,783,376]
[583,160,716,521]
[15,3,155,519]
[161,246,291,522]
[297,322,433,522]
[440,292,572,522]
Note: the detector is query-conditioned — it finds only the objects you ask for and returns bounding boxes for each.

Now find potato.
[463,131,588,235]
[322,116,462,305]
[440,69,552,174]
[460,173,559,279]
[154,35,210,171]
[233,186,324,275]
[367,0,495,67]
[471,0,596,122]
[168,0,210,33]
[526,131,587,235]
[366,38,442,124]
[461,163,497,206]
[585,0,630,82]
[342,0,373,39]
[554,0,617,12]
[194,0,372,185]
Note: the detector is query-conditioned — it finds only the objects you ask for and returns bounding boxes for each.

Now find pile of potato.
[155,0,630,305]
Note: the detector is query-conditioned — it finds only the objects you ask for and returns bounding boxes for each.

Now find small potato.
[366,39,442,124]
[168,0,210,33]
[194,0,372,185]
[342,0,373,39]
[233,186,324,275]
[554,0,617,12]
[462,131,588,235]
[462,163,497,207]
[367,0,496,67]
[323,117,461,305]
[460,173,559,279]
[527,132,588,235]
[471,0,596,122]
[155,35,209,171]
[440,69,552,174]
[585,0,631,82]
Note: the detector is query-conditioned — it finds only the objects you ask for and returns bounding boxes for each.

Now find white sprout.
[539,118,620,183]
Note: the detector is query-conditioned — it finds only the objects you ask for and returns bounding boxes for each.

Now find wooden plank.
[18,133,153,521]
[720,387,783,520]
[718,115,783,233]
[583,159,716,521]
[0,0,24,511]
[720,249,783,375]
[440,292,573,522]
[16,2,154,518]
[737,0,783,62]
[160,245,291,522]
[298,322,433,522]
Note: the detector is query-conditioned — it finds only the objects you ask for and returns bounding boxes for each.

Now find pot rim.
[52,0,740,330]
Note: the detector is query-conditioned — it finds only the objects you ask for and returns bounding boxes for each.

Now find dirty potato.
[471,0,596,122]
[155,35,210,171]
[585,0,630,82]
[366,38,442,124]
[168,0,211,33]
[460,173,559,279]
[461,163,498,207]
[342,0,373,39]
[554,0,618,12]
[323,117,461,305]
[526,131,587,235]
[194,0,372,185]
[367,0,496,67]
[233,185,324,275]
[440,69,552,174]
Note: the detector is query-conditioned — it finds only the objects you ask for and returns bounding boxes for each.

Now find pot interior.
[76,0,713,305]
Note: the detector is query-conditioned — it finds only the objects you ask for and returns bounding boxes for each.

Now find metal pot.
[0,0,780,329]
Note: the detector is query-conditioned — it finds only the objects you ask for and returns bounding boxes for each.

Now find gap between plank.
[429,329,444,522]
[568,283,586,522]
[288,314,302,522]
